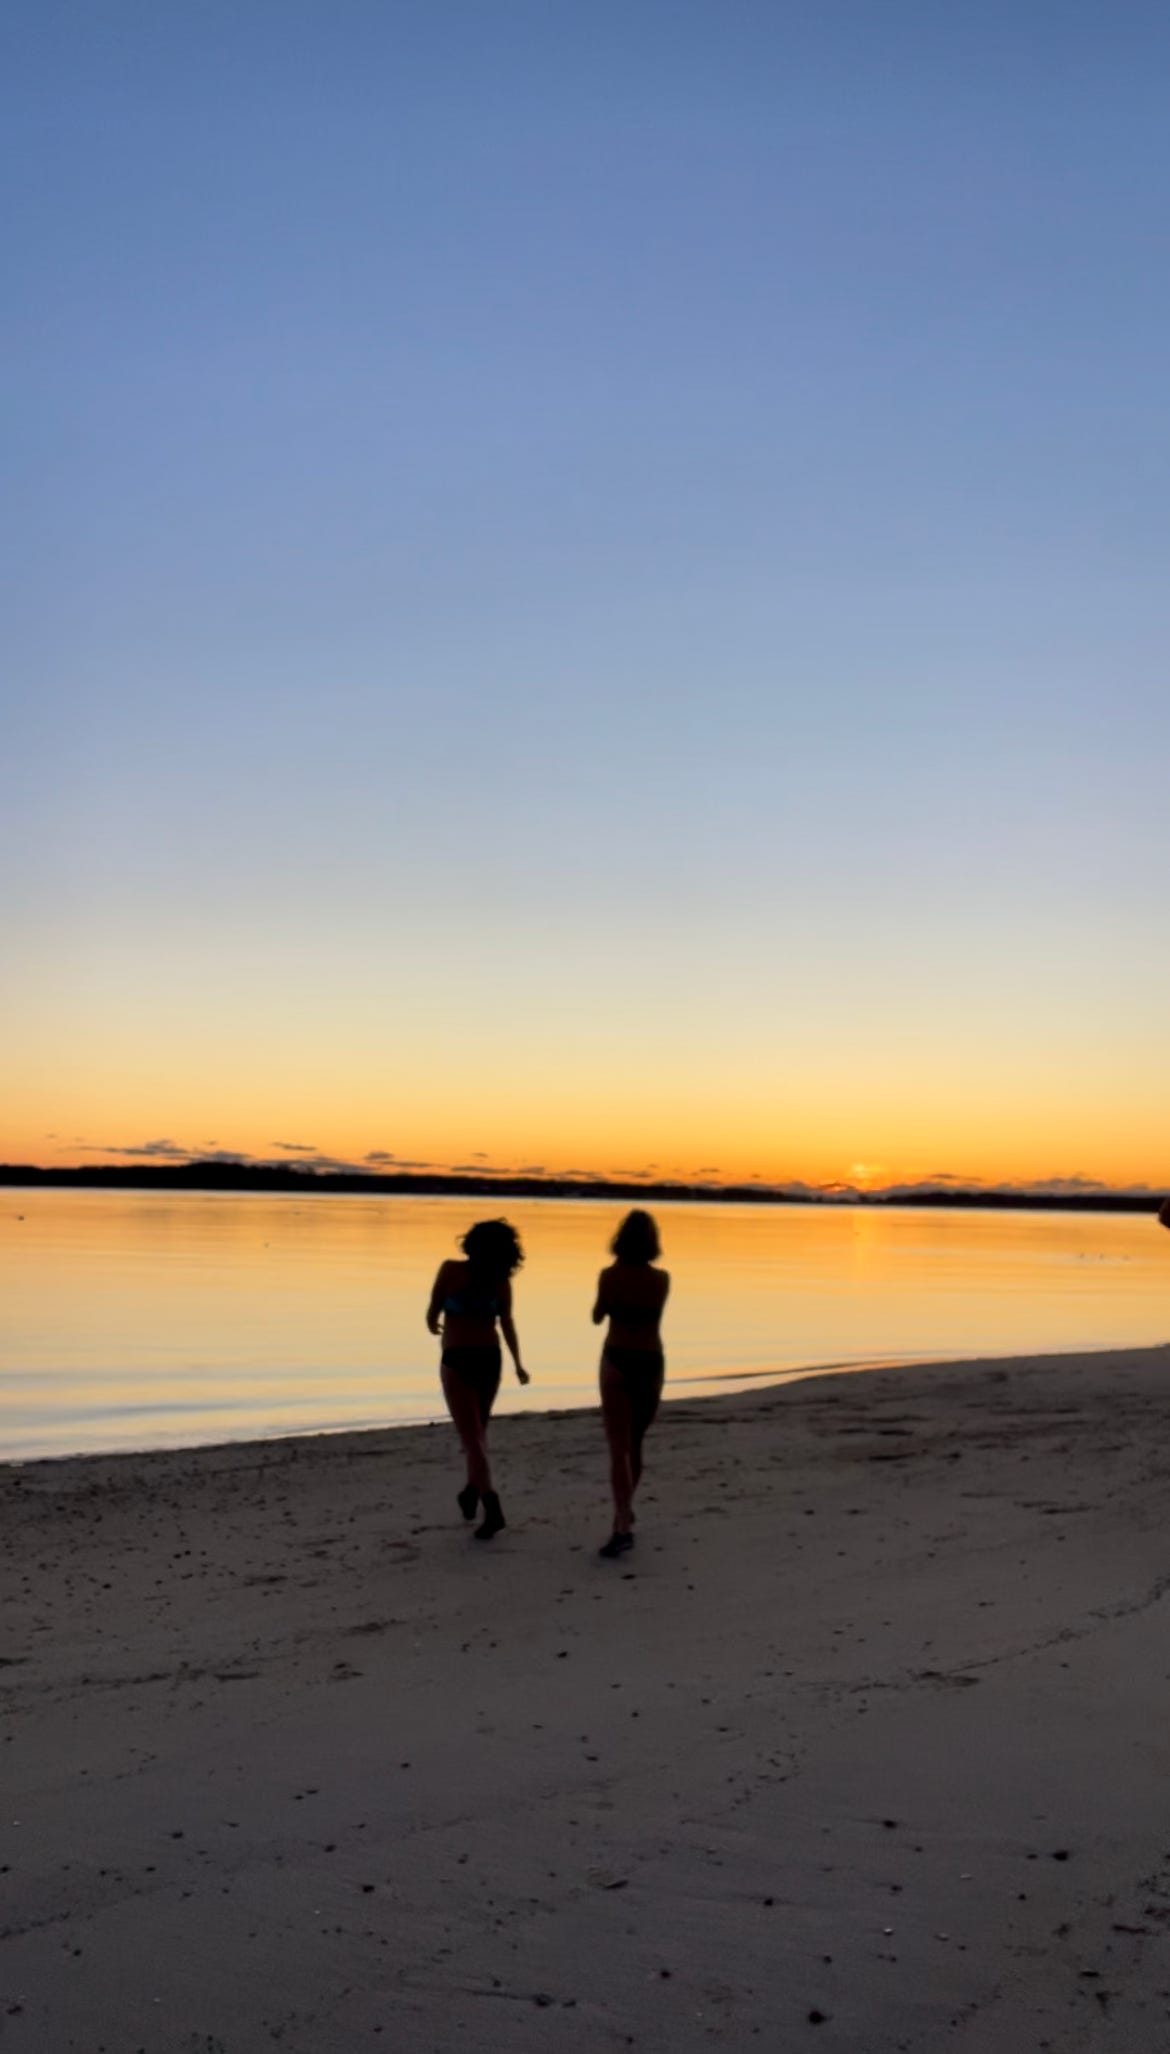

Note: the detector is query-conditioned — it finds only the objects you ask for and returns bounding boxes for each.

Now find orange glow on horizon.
[0,1111,1163,1199]
[4,956,1166,1197]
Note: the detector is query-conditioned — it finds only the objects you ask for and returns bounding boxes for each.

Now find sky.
[3,1,1168,1192]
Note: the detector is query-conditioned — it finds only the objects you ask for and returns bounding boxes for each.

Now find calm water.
[1,1190,1166,1461]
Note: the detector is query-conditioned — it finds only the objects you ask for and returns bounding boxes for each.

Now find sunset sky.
[4,3,1167,1193]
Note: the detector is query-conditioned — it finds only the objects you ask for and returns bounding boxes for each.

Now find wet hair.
[460,1217,524,1278]
[611,1209,661,1264]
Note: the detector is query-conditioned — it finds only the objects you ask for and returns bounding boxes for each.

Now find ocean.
[1,1188,1166,1460]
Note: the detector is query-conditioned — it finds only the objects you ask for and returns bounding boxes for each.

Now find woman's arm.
[591,1268,609,1325]
[497,1279,530,1384]
[425,1263,449,1336]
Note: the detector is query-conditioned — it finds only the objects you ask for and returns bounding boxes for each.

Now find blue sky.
[3,2,1168,1183]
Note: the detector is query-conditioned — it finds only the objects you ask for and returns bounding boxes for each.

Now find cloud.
[1008,1175,1107,1195]
[515,1164,547,1174]
[257,1152,369,1175]
[272,1140,318,1153]
[364,1154,469,1172]
[871,1172,1145,1201]
[82,1143,374,1175]
[76,1140,266,1166]
[80,1138,194,1160]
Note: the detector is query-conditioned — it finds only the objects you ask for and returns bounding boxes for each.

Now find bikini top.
[604,1298,661,1328]
[444,1293,499,1317]
[443,1272,500,1319]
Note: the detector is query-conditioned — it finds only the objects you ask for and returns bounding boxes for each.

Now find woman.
[592,1209,670,1559]
[427,1218,529,1540]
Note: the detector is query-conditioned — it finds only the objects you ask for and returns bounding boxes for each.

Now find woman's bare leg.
[630,1366,663,1498]
[441,1363,493,1497]
[600,1356,635,1534]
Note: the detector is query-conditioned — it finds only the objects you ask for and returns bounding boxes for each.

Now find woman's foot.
[474,1492,506,1540]
[457,1483,480,1521]
[599,1531,634,1560]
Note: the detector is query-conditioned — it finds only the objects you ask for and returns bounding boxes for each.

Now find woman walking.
[427,1219,529,1539]
[593,1209,670,1559]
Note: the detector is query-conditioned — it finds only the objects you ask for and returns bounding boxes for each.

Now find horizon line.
[0,1159,1163,1212]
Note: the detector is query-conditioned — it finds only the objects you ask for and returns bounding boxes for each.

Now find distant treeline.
[0,1161,1163,1213]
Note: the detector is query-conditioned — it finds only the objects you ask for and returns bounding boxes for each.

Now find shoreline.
[3,1336,1157,1473]
[4,1348,918,1472]
[6,1341,1170,2049]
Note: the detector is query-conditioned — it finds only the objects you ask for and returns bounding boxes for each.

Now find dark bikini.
[441,1279,503,1423]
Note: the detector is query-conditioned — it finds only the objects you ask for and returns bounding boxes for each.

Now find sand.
[3,1344,1170,2052]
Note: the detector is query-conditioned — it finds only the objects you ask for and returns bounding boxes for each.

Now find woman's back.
[597,1258,669,1347]
[436,1259,509,1341]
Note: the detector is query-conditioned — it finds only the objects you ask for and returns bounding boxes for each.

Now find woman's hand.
[515,1365,531,1386]
[591,1268,607,1325]
[426,1263,448,1335]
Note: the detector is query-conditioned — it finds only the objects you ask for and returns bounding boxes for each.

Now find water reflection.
[0,1191,1165,1459]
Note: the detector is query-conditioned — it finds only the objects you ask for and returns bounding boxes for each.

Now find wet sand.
[3,1344,1170,2051]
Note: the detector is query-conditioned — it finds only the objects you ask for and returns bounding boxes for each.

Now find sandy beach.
[4,1344,1170,2051]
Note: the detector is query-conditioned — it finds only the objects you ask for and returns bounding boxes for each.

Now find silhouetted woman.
[1159,1198,1170,1232]
[427,1219,529,1539]
[593,1209,670,1559]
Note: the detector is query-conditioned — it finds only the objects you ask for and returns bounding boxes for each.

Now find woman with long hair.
[592,1209,670,1559]
[427,1218,529,1539]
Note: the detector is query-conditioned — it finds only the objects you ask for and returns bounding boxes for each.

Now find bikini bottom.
[442,1343,502,1426]
[603,1346,665,1454]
